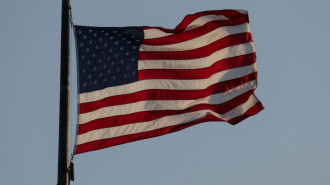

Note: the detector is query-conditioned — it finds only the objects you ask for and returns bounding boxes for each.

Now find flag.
[73,10,264,154]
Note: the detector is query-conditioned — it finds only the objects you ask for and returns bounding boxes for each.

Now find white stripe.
[79,80,257,124]
[76,94,259,145]
[143,14,228,40]
[141,24,250,52]
[226,93,259,120]
[144,29,173,40]
[237,10,248,15]
[79,63,257,103]
[139,42,255,70]
[183,14,228,31]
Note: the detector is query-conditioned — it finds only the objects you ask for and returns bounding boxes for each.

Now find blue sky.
[1,0,330,185]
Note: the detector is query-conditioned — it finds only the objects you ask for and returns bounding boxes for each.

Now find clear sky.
[1,0,330,185]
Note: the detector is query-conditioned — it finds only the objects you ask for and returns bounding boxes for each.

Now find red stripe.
[139,53,255,80]
[75,115,221,154]
[139,32,252,60]
[140,10,246,33]
[143,18,248,45]
[228,102,264,124]
[80,72,257,114]
[174,10,246,31]
[78,89,256,134]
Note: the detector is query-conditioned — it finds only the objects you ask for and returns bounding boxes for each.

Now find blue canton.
[74,26,144,93]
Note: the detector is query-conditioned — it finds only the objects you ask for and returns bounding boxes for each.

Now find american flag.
[74,10,264,154]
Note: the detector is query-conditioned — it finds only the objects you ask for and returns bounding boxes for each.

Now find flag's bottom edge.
[75,102,264,154]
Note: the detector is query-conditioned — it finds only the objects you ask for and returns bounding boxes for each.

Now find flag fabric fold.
[74,9,264,154]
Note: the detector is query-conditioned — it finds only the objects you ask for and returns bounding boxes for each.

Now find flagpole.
[57,0,71,184]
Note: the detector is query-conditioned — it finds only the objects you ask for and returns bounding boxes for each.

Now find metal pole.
[57,0,71,184]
